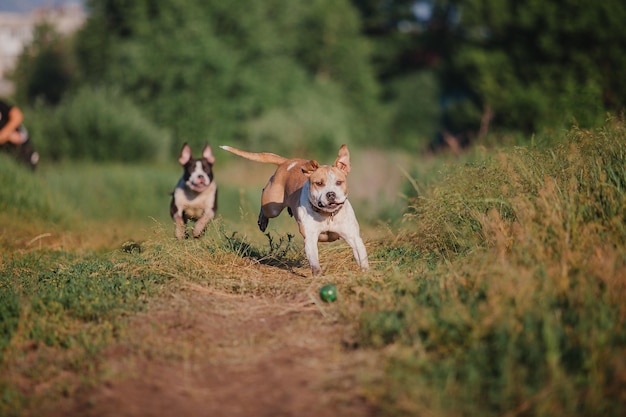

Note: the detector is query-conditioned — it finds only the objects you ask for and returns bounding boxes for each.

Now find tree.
[439,0,626,134]
[351,0,626,149]
[12,23,77,105]
[75,0,381,153]
[351,0,455,150]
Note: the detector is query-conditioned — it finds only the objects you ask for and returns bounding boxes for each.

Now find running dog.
[0,126,39,170]
[170,143,217,239]
[220,144,368,275]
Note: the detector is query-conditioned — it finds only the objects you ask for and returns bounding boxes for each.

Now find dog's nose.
[326,191,336,202]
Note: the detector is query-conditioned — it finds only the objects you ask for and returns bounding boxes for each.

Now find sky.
[0,0,83,13]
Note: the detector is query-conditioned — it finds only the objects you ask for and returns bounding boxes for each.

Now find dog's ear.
[301,160,320,177]
[334,144,351,174]
[202,144,216,164]
[179,143,192,165]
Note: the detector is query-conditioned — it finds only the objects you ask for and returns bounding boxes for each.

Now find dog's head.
[178,143,215,193]
[303,144,351,213]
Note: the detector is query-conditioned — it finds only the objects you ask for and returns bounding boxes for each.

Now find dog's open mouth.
[316,201,344,212]
[187,181,209,192]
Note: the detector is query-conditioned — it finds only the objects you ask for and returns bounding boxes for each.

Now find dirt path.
[46,281,377,417]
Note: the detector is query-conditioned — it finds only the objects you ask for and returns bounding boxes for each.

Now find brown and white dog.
[220,144,368,275]
[170,143,217,239]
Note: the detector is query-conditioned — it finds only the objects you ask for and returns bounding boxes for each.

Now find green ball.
[319,284,337,302]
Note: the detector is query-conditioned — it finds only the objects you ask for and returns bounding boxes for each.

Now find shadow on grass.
[223,231,305,272]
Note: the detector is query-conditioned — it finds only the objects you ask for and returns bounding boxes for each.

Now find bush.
[74,0,381,154]
[244,81,353,158]
[25,87,171,163]
[11,23,77,106]
[384,70,442,151]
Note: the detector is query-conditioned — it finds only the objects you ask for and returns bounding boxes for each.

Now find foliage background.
[10,0,626,161]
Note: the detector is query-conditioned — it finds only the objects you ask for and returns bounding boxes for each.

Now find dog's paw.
[258,213,269,232]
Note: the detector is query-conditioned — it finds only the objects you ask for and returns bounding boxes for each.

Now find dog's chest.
[317,206,348,228]
[174,181,216,218]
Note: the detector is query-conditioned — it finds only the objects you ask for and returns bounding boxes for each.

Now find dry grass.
[352,121,626,417]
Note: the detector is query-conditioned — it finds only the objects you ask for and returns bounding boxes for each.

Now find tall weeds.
[359,120,626,416]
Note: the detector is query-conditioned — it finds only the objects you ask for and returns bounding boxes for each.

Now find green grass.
[0,250,168,415]
[38,161,178,224]
[1,120,625,416]
[0,156,67,225]
[353,120,626,416]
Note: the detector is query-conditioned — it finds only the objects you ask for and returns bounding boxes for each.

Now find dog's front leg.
[302,228,322,275]
[346,235,369,271]
[192,211,213,238]
[173,213,186,240]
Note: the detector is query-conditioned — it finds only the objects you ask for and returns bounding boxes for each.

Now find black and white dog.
[170,143,217,239]
[0,126,39,170]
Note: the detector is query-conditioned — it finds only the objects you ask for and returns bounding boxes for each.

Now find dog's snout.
[326,191,336,201]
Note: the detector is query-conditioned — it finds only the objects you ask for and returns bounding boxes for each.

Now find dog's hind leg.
[258,176,286,231]
[258,201,286,231]
[258,209,269,232]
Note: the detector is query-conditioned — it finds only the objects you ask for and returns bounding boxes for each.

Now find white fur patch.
[287,161,297,171]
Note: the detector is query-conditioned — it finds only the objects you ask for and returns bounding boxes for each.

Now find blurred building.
[0,3,85,96]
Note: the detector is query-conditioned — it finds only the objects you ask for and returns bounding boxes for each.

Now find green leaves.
[75,0,380,153]
[445,0,626,133]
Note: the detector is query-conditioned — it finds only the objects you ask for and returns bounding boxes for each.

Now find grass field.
[1,122,625,416]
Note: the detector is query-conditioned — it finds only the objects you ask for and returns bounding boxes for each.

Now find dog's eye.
[314,181,324,186]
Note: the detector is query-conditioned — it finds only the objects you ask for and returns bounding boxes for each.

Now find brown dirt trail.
[43,279,378,417]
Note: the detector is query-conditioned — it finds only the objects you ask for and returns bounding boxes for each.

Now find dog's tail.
[219,145,287,166]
